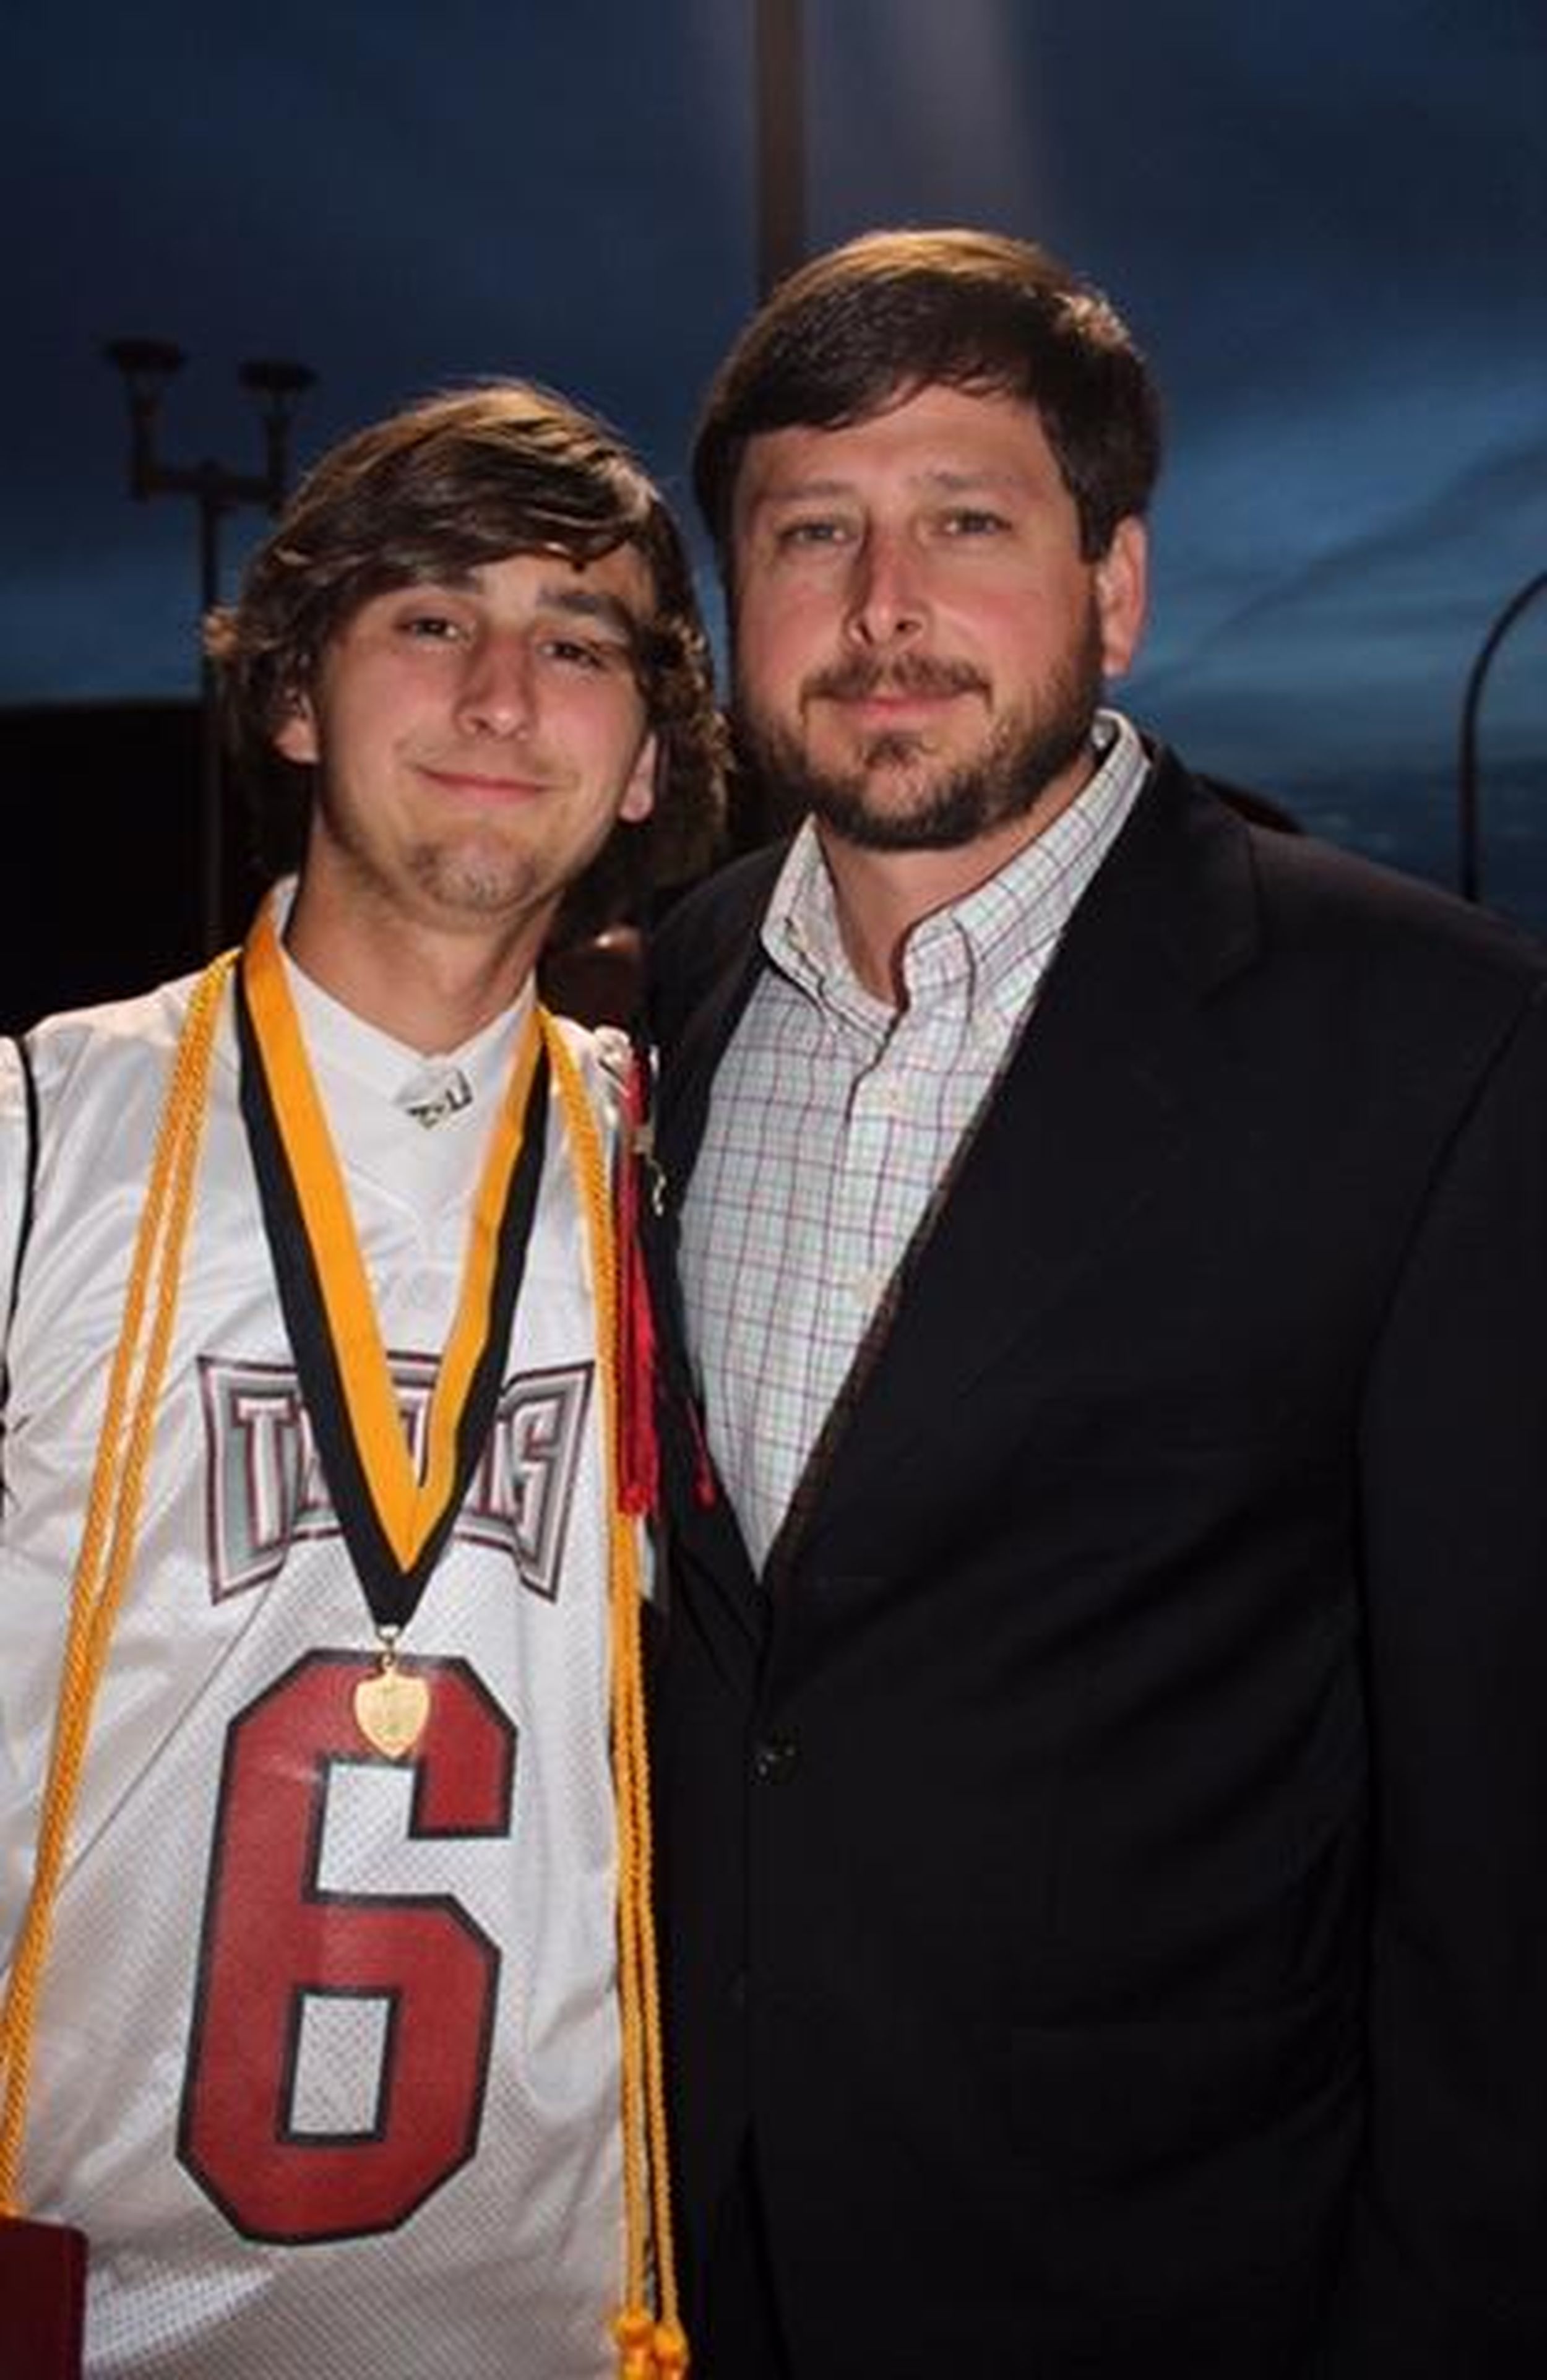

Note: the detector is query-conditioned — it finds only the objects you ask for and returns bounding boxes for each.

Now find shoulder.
[1244,816,1547,1059]
[24,971,210,1097]
[1145,746,1547,1020]
[0,970,209,1351]
[13,970,222,1198]
[653,845,785,962]
[647,845,785,1044]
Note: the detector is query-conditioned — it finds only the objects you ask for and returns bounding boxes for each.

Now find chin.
[411,842,540,918]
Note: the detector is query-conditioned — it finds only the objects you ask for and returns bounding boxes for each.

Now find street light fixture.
[104,339,316,952]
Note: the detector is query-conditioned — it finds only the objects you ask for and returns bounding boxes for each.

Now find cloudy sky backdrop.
[4,0,1543,917]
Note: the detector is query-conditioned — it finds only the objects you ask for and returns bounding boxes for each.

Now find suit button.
[751,1735,798,1783]
[728,1970,748,2011]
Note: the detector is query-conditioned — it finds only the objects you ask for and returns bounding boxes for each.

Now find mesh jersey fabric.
[0,971,632,2380]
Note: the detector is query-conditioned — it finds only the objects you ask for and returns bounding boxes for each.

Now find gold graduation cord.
[0,951,235,2214]
[0,952,685,2376]
[548,1024,685,2379]
[240,905,541,1571]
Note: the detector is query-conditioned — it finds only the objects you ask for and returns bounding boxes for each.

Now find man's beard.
[733,610,1105,854]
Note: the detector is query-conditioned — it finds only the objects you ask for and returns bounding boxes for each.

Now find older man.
[650,228,1547,2378]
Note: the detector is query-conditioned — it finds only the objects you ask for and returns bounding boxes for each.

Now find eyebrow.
[533,584,642,639]
[402,569,644,640]
[749,463,1030,507]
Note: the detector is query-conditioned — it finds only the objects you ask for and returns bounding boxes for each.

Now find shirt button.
[751,1735,798,1783]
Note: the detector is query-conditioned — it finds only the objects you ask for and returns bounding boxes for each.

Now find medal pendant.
[353,1639,429,1759]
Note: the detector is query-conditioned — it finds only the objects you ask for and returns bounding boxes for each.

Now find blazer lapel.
[801,755,1265,1543]
[649,875,775,1663]
[653,850,780,1197]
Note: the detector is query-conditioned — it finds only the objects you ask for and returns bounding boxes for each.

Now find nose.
[453,629,535,737]
[845,523,926,649]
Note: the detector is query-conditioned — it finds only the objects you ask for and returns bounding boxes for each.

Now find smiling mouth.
[418,764,550,800]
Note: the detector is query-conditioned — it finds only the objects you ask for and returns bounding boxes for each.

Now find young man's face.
[277,546,657,951]
[727,381,1145,856]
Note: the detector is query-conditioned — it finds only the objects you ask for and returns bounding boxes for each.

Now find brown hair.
[208,381,724,892]
[693,227,1161,568]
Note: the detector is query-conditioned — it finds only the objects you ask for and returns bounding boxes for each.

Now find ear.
[274,691,320,767]
[1093,517,1148,679]
[617,730,658,826]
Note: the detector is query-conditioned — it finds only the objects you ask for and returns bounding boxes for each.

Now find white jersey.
[0,965,634,2379]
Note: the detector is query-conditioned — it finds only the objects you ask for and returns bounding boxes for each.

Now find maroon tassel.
[683,1389,718,1511]
[616,1058,660,1519]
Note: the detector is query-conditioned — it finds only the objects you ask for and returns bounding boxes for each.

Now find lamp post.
[756,0,805,300]
[104,340,316,952]
[1457,566,1547,905]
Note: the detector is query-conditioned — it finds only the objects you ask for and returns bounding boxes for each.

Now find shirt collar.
[267,877,533,1112]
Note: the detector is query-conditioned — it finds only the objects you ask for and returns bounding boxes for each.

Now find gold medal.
[353,1634,430,1760]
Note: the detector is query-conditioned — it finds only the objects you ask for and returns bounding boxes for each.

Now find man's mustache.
[803,655,989,703]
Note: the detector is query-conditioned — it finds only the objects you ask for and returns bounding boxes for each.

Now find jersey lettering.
[178,1650,517,2243]
[199,1355,592,1603]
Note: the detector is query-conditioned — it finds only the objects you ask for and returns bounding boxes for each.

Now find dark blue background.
[2,0,1543,991]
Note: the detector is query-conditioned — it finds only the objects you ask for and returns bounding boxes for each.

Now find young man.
[649,230,1547,2376]
[0,383,720,2379]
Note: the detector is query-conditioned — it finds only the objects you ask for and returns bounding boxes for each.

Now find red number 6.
[179,1650,515,2241]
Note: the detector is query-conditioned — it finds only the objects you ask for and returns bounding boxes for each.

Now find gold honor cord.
[236,906,549,1754]
[1,951,235,2216]
[547,1024,686,2379]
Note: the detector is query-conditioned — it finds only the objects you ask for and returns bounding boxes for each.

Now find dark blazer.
[647,748,1547,2378]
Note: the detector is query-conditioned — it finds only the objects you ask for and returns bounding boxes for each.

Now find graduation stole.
[0,918,685,2379]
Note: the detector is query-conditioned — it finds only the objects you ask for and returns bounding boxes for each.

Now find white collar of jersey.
[269,884,532,1121]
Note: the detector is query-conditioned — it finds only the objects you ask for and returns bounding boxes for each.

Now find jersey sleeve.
[0,1035,33,1386]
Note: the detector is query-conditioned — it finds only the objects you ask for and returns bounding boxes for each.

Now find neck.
[282,882,546,1053]
[818,766,1091,1004]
